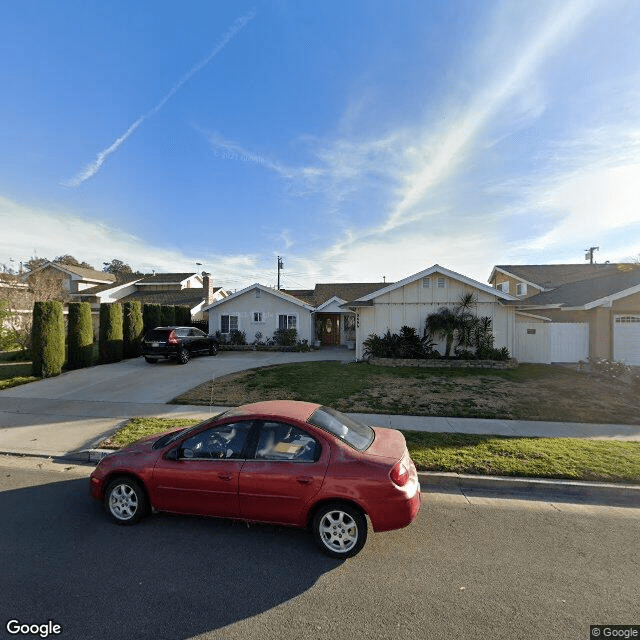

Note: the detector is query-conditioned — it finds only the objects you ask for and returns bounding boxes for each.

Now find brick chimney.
[202,272,214,305]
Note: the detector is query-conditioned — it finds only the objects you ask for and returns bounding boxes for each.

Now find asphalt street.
[0,458,638,640]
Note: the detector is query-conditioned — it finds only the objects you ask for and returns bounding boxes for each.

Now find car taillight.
[167,330,179,345]
[390,460,409,486]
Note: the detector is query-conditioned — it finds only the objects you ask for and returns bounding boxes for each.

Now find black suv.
[142,326,218,364]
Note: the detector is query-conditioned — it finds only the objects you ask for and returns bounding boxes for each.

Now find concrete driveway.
[0,348,354,457]
[1,348,354,404]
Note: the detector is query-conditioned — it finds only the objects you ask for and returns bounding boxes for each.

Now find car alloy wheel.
[177,348,190,364]
[105,478,146,525]
[313,503,367,558]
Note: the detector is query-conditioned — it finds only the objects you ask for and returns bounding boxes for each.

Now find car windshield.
[307,406,374,451]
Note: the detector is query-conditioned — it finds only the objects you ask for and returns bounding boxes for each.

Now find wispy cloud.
[62,10,256,188]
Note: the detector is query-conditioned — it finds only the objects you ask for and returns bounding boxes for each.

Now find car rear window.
[307,406,374,451]
[146,329,169,340]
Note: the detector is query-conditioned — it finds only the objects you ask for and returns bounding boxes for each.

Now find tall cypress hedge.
[99,303,123,363]
[31,300,65,377]
[175,305,191,326]
[123,301,144,358]
[143,303,161,335]
[67,302,94,369]
[160,304,176,326]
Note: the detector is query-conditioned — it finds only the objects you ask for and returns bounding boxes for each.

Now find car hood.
[364,427,407,462]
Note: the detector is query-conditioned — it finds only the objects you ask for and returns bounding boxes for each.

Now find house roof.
[517,268,640,309]
[350,264,516,305]
[27,261,117,283]
[283,283,390,307]
[204,283,315,311]
[135,273,200,285]
[117,288,215,309]
[490,263,632,290]
[75,274,143,296]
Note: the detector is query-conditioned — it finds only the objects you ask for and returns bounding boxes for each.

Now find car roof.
[234,400,321,423]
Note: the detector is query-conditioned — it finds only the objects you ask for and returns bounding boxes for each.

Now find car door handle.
[217,473,233,481]
[296,476,312,485]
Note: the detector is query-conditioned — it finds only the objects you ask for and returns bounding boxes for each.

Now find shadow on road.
[0,477,339,640]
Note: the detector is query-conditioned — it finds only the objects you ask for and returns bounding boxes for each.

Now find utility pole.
[585,246,599,264]
[277,256,284,290]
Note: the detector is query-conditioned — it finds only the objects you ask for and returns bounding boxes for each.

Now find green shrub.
[160,305,176,326]
[67,302,94,369]
[31,300,65,377]
[230,329,247,345]
[99,303,123,363]
[123,301,144,359]
[175,305,191,326]
[142,304,161,335]
[274,328,297,346]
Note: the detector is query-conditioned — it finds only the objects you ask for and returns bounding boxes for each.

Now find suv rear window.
[146,329,170,340]
[307,406,374,451]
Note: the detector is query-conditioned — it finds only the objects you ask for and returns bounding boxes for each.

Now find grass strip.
[100,417,640,485]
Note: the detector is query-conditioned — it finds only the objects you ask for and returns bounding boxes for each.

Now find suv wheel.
[177,347,190,364]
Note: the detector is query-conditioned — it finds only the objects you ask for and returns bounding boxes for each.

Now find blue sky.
[1,0,640,289]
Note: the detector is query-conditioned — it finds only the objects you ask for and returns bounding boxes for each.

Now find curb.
[420,471,640,507]
[2,449,638,508]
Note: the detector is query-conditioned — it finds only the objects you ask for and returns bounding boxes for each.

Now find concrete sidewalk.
[1,396,639,459]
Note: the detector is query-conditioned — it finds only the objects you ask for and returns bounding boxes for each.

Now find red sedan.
[90,400,421,558]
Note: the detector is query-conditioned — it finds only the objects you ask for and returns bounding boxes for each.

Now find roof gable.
[490,264,632,289]
[204,283,315,311]
[354,264,516,303]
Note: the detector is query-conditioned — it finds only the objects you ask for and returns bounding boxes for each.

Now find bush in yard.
[160,304,176,326]
[143,304,161,335]
[230,329,247,345]
[31,300,65,377]
[123,301,144,359]
[99,303,123,363]
[274,327,297,346]
[67,302,94,369]
[175,305,191,326]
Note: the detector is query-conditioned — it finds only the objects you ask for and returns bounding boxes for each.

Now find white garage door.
[613,315,640,365]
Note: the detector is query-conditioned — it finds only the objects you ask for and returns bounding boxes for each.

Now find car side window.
[193,328,205,336]
[175,328,189,337]
[255,422,318,462]
[180,421,252,460]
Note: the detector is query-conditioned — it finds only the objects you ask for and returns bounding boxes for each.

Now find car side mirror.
[165,447,179,461]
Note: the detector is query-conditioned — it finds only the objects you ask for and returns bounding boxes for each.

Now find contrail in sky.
[62,9,256,188]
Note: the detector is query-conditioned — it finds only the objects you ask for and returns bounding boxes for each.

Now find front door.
[320,314,340,345]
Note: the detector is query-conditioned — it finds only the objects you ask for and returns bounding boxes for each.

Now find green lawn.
[172,361,640,425]
[100,416,640,484]
[0,358,37,390]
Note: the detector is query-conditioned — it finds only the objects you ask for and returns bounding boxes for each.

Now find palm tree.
[424,293,478,357]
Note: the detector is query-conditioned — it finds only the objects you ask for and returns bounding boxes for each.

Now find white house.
[204,283,315,343]
[348,264,517,361]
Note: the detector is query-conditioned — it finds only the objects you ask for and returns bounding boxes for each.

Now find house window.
[422,277,430,288]
[437,277,445,288]
[278,314,297,330]
[516,283,527,296]
[253,312,263,323]
[221,314,238,334]
[497,282,509,293]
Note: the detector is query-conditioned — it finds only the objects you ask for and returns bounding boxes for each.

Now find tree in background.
[102,259,135,277]
[31,301,65,377]
[99,303,123,363]
[123,301,144,358]
[67,302,94,369]
[175,305,191,326]
[160,305,176,326]
[143,304,162,335]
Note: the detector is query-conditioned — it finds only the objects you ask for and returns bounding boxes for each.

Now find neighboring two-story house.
[489,264,640,365]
